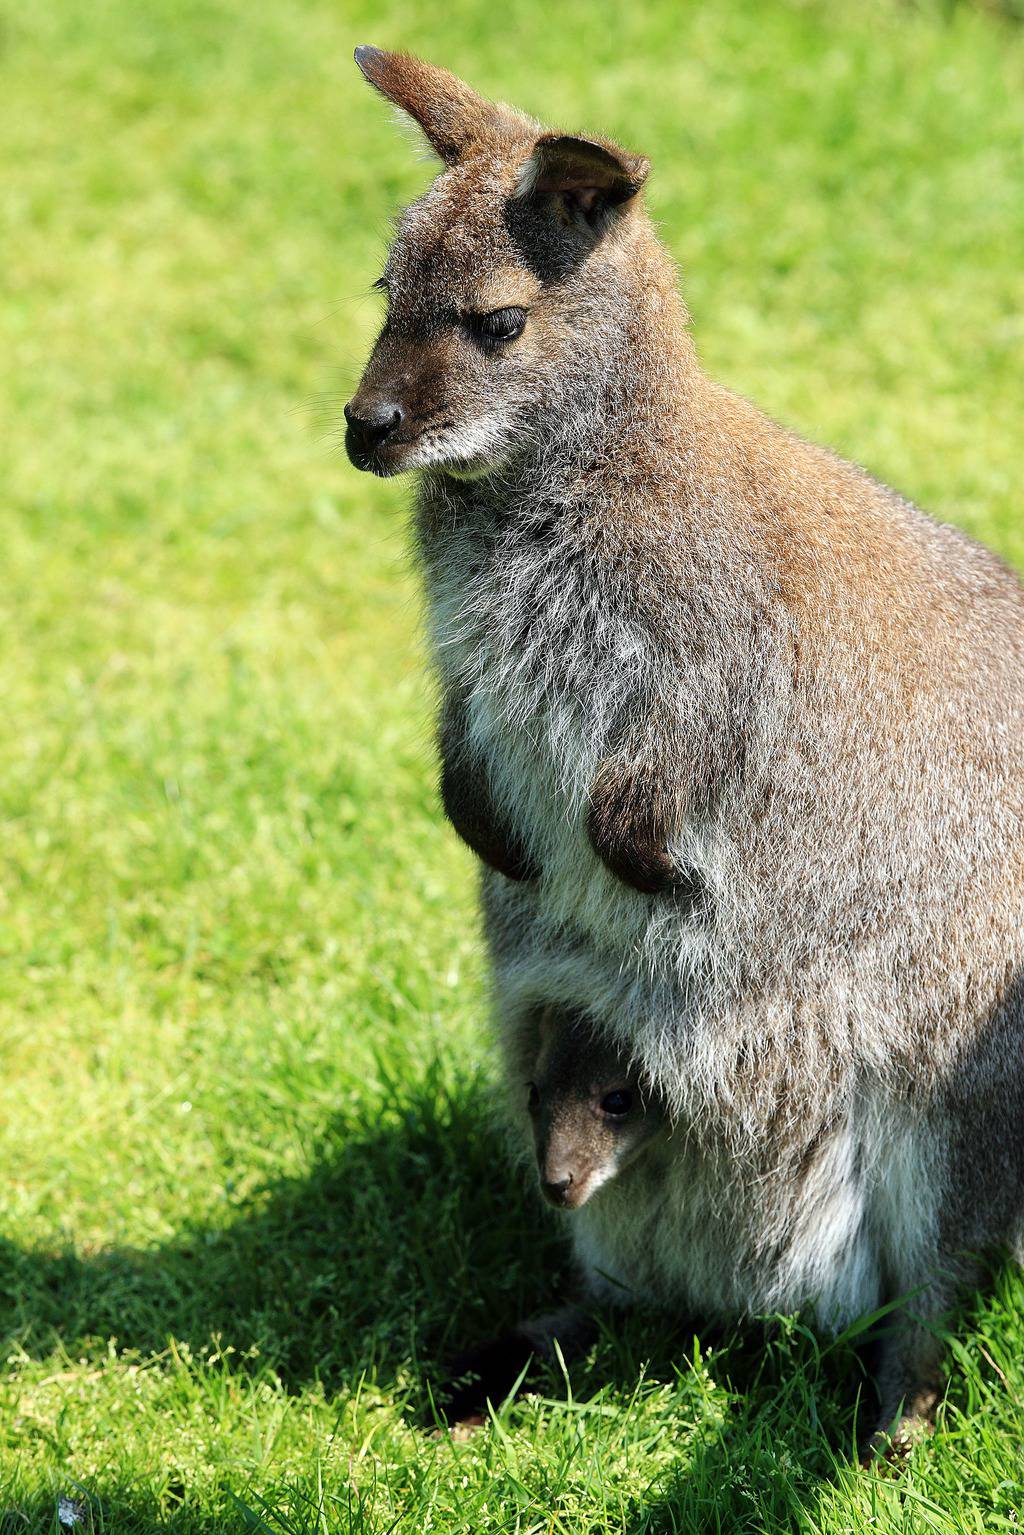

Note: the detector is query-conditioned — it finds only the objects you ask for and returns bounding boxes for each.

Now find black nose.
[542,1174,574,1208]
[344,399,404,461]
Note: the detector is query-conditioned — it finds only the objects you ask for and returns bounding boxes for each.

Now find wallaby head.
[526,1005,665,1210]
[345,46,660,479]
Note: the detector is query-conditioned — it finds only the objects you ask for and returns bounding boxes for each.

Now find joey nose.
[542,1174,574,1208]
[344,398,405,466]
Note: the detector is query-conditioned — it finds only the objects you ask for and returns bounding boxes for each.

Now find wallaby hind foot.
[438,1307,597,1429]
[859,1315,946,1466]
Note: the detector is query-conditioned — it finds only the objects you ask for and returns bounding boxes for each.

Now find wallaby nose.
[344,398,404,464]
[541,1173,574,1208]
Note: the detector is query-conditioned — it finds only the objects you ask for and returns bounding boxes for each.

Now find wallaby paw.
[435,1329,538,1429]
[585,800,692,898]
[860,1405,936,1469]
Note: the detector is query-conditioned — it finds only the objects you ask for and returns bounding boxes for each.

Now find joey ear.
[354,45,497,165]
[516,132,650,231]
[536,1005,556,1043]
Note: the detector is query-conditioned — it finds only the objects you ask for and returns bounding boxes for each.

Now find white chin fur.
[403,415,511,478]
[578,1162,617,1204]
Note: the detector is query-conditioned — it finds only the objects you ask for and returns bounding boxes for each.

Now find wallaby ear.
[537,1005,556,1043]
[516,132,650,230]
[354,45,496,165]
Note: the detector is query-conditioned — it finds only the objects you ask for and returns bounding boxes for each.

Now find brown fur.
[345,50,1024,1456]
[527,1004,666,1208]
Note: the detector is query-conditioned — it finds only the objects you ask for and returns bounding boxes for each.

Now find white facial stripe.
[402,414,510,475]
[576,1159,617,1204]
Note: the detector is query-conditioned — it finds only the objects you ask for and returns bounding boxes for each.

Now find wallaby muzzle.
[540,1166,594,1209]
[345,328,454,475]
[344,393,407,474]
[538,1140,599,1209]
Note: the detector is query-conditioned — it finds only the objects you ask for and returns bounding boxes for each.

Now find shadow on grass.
[0,1061,877,1531]
[0,1065,568,1404]
[1,1062,1001,1533]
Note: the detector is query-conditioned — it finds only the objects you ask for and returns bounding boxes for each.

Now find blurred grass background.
[1,0,1023,1529]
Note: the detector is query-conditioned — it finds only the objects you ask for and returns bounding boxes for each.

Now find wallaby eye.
[601,1089,633,1117]
[468,306,527,345]
[526,1081,540,1113]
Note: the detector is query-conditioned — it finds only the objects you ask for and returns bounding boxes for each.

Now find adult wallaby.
[345,47,1024,1452]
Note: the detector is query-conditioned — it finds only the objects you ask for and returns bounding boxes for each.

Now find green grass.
[1,0,1023,1528]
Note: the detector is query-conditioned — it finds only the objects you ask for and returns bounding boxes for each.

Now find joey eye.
[468,306,527,345]
[527,1082,540,1113]
[601,1089,633,1117]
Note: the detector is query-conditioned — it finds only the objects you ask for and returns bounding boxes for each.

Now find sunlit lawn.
[2,0,1023,1528]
